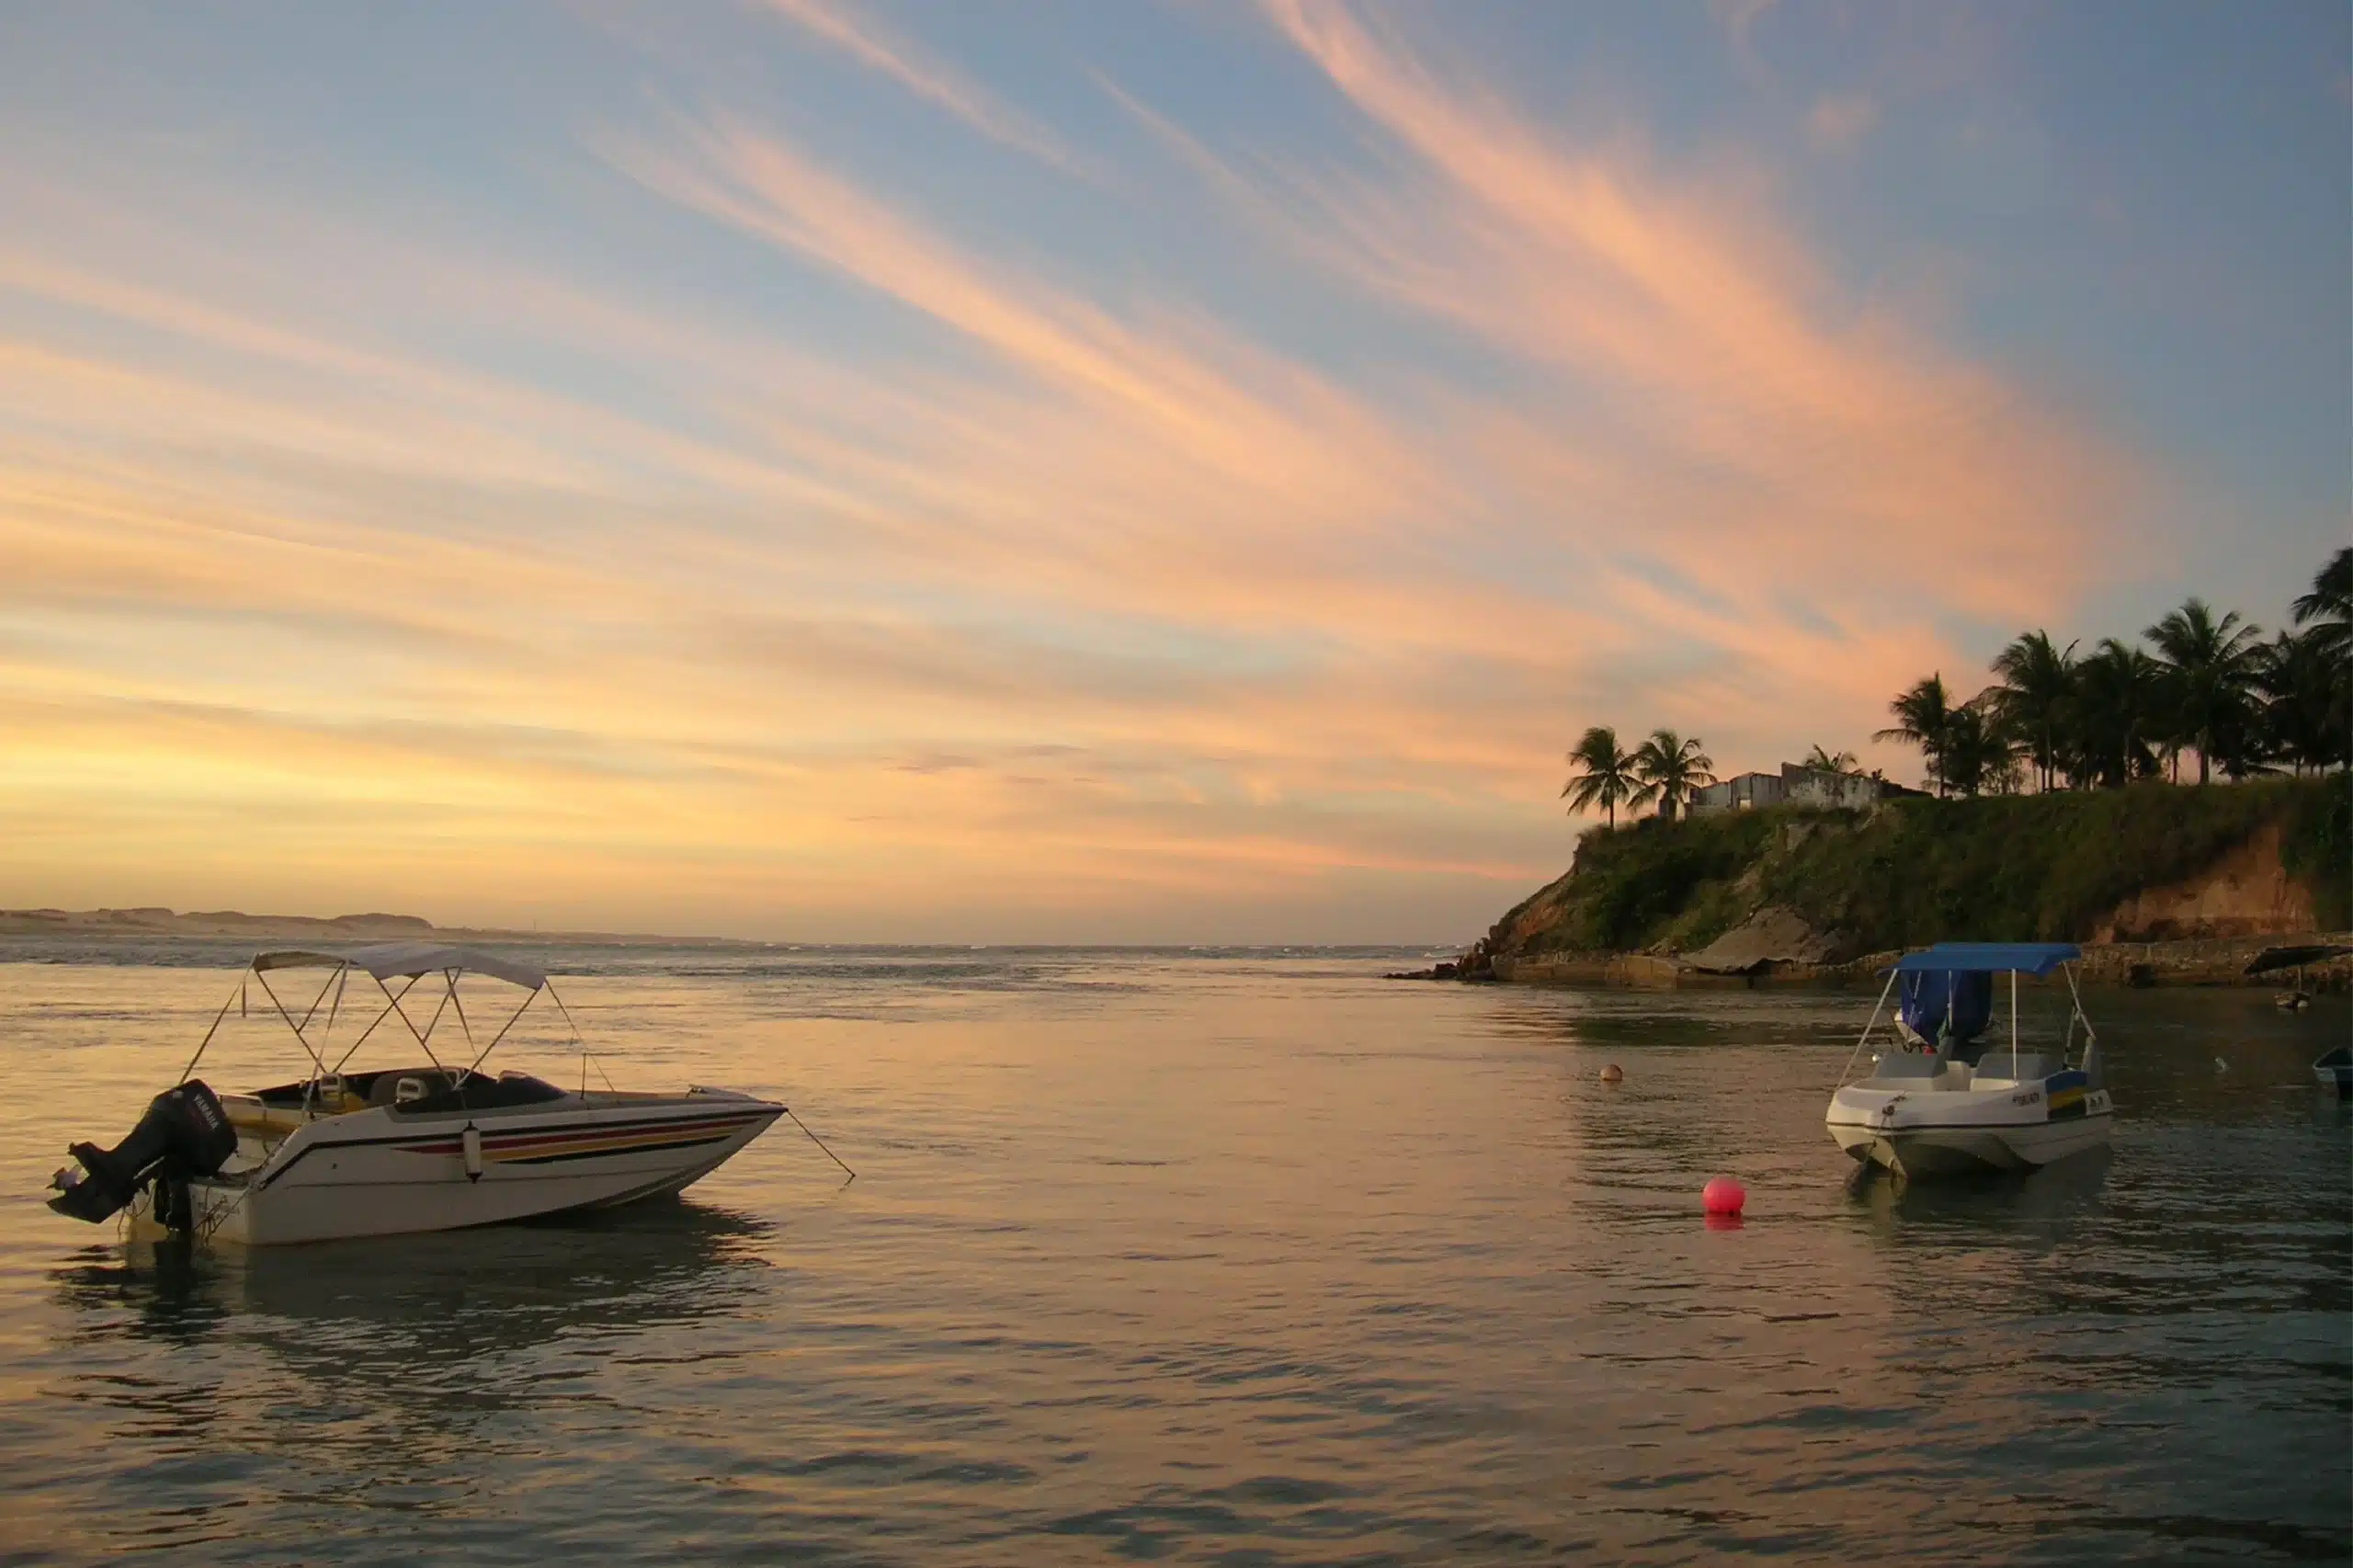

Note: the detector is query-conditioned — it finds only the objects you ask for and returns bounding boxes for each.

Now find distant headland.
[0,907,744,948]
[1422,549,2353,993]
[1416,774,2352,993]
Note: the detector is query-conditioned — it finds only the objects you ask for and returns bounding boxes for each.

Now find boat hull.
[1828,1110,2110,1177]
[142,1092,781,1246]
[1826,1078,2112,1179]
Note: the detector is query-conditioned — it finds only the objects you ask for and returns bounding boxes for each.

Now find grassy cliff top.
[1489,775,2349,960]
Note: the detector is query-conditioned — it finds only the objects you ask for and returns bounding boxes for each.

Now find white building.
[1688,763,1910,816]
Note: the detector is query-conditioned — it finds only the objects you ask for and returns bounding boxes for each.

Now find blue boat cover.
[1899,969,1993,1046]
[1889,942,2081,976]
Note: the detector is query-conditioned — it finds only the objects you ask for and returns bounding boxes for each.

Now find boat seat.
[366,1068,460,1108]
[383,1071,570,1116]
[1970,1051,2052,1083]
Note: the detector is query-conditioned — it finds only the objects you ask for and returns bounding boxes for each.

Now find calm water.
[0,943,2346,1565]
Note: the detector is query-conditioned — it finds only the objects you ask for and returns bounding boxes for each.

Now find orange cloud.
[0,7,2153,937]
[756,0,1086,175]
[1252,0,2129,618]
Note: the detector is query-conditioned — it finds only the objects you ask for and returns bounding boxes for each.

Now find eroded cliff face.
[1478,781,2347,987]
[2088,823,2315,942]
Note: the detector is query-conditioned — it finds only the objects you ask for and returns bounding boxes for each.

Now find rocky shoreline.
[1425,780,2353,994]
[1393,928,2353,993]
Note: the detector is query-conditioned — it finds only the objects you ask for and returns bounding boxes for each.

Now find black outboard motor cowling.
[48,1080,237,1224]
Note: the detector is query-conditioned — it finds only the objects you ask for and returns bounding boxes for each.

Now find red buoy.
[1702,1176,1745,1216]
[1599,1063,1623,1085]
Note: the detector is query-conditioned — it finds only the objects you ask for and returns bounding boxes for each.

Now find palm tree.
[1562,725,1640,828]
[2256,630,2350,775]
[1802,744,1859,774]
[2291,546,2352,660]
[1630,730,1716,821]
[2146,598,2264,784]
[2068,639,2165,787]
[1875,674,1953,796]
[1939,704,2021,797]
[1992,630,2077,792]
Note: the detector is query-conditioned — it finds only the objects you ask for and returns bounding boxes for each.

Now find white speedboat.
[47,944,786,1245]
[1826,942,2111,1178]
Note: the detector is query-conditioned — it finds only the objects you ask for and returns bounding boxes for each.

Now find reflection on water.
[54,1200,770,1359]
[1843,1143,2118,1226]
[0,951,2346,1565]
[37,1203,775,1556]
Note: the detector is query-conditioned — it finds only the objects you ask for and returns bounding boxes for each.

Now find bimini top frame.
[254,942,547,991]
[180,944,601,1106]
[1836,941,2099,1088]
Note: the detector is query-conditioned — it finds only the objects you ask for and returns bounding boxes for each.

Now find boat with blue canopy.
[1825,942,2111,1177]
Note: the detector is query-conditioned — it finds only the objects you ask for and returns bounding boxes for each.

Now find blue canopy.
[1899,969,1993,1046]
[1889,942,2081,977]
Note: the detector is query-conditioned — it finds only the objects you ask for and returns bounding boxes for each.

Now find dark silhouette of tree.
[1992,630,2077,792]
[2068,639,2165,788]
[2256,631,2350,774]
[1938,703,2020,797]
[2291,546,2352,661]
[1802,744,1859,774]
[2145,598,2264,784]
[1562,725,1639,827]
[1875,675,1954,796]
[1630,730,1716,821]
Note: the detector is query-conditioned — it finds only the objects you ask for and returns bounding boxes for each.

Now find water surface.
[0,944,2345,1564]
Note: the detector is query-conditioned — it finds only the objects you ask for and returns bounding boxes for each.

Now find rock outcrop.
[1476,777,2348,991]
[1681,905,1854,974]
[2088,823,2316,942]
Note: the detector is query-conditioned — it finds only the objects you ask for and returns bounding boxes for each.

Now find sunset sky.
[2,2,2347,943]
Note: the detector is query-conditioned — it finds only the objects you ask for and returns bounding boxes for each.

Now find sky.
[0,1,2346,944]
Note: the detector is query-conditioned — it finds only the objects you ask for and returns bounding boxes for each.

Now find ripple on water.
[0,957,2344,1564]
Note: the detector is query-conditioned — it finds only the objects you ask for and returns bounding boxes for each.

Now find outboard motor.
[47,1080,237,1225]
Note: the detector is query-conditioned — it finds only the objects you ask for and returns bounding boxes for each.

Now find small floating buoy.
[1702,1176,1745,1217]
[1599,1063,1623,1085]
[2214,1056,2228,1073]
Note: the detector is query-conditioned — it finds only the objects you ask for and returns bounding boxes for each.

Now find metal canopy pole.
[2063,962,2099,1083]
[294,968,341,1034]
[251,970,329,1080]
[1836,968,1899,1087]
[332,973,422,1073]
[443,969,479,1081]
[463,989,538,1080]
[2010,968,2019,1077]
[176,974,251,1085]
[374,974,450,1074]
[541,980,615,1096]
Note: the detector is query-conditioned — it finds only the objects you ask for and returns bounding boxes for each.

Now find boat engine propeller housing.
[47,1080,237,1225]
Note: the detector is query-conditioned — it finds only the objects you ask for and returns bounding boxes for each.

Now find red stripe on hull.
[392,1109,771,1156]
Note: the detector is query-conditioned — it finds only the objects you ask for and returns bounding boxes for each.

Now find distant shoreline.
[0,906,754,949]
[0,912,1447,954]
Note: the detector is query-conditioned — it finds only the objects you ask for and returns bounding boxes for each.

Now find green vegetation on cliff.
[1491,775,2348,960]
